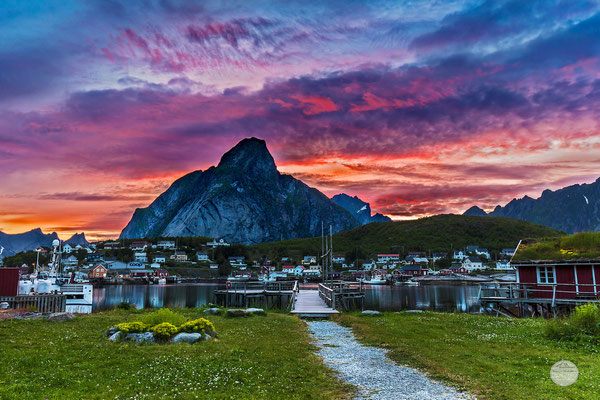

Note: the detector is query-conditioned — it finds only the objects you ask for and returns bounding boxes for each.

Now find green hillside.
[513,232,600,261]
[250,214,564,261]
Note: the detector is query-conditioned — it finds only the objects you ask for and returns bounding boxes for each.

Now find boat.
[157,278,167,285]
[17,239,94,314]
[362,274,387,285]
[395,279,419,286]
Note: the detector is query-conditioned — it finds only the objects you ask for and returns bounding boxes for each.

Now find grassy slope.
[251,214,563,259]
[339,312,600,400]
[0,310,352,400]
[513,232,600,261]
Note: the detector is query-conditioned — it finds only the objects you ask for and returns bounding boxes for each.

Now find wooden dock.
[291,289,339,317]
[214,281,297,308]
[0,294,66,313]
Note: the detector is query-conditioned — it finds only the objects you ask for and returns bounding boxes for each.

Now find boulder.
[125,332,155,343]
[0,302,9,310]
[172,333,203,344]
[108,331,122,342]
[225,309,247,317]
[46,312,75,322]
[104,327,119,337]
[203,307,222,315]
[202,333,214,341]
[361,310,381,316]
[246,308,266,316]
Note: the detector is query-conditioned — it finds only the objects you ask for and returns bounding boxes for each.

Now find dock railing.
[318,281,365,310]
[479,282,600,307]
[0,294,66,313]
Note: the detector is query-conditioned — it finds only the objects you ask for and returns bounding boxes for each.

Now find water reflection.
[93,283,481,313]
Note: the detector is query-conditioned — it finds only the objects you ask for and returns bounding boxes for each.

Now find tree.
[218,258,232,277]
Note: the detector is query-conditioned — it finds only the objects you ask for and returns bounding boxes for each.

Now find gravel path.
[307,321,475,400]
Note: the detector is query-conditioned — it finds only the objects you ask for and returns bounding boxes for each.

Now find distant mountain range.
[120,137,366,244]
[331,194,391,224]
[464,178,600,234]
[0,229,88,259]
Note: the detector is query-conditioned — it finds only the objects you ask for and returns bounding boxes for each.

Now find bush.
[152,322,179,340]
[142,308,186,327]
[115,301,135,310]
[115,322,150,334]
[179,318,216,335]
[545,303,600,342]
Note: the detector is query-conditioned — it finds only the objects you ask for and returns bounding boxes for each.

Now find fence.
[0,294,66,313]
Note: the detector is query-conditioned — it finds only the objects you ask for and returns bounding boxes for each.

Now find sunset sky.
[2,0,600,241]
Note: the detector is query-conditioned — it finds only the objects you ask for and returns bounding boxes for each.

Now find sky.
[1,0,600,241]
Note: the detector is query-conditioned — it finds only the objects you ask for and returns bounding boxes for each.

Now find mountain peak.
[217,137,277,176]
[463,206,487,216]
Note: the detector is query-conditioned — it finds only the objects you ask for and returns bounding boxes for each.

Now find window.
[537,266,556,284]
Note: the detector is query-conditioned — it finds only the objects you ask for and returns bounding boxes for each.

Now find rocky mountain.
[463,206,488,217]
[120,138,360,244]
[464,178,600,234]
[0,228,59,259]
[331,194,391,225]
[65,232,89,246]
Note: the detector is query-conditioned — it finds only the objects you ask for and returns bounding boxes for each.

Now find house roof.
[466,256,482,262]
[512,233,600,263]
[402,265,422,271]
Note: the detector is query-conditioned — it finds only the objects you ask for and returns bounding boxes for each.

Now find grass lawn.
[338,312,600,400]
[0,310,352,399]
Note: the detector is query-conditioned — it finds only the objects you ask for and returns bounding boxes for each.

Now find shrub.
[152,322,179,340]
[116,301,135,310]
[545,303,600,342]
[115,322,150,334]
[179,318,216,336]
[142,308,186,327]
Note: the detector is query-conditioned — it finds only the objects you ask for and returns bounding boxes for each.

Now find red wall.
[0,268,19,296]
[518,264,599,299]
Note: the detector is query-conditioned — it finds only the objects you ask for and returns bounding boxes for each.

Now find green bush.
[152,322,179,340]
[142,308,186,327]
[115,301,135,310]
[115,322,150,334]
[179,318,216,335]
[545,303,600,342]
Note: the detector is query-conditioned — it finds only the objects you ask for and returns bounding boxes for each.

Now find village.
[3,236,517,285]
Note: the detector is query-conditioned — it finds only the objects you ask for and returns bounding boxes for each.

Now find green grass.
[0,310,352,399]
[514,232,600,261]
[338,312,600,400]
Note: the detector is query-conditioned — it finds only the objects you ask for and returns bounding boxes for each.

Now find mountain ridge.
[331,193,391,224]
[464,178,600,233]
[120,138,361,244]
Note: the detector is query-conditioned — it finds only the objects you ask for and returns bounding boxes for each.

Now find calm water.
[93,283,481,313]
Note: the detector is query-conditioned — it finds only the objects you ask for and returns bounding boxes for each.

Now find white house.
[501,248,516,257]
[134,252,148,263]
[432,252,447,262]
[157,240,176,249]
[303,256,317,265]
[303,269,321,277]
[62,243,74,254]
[462,256,484,272]
[332,255,345,264]
[495,259,513,270]
[210,263,219,269]
[475,248,490,259]
[293,265,306,276]
[412,257,429,265]
[154,254,166,263]
[127,261,145,269]
[206,238,230,248]
[63,255,78,267]
[197,252,210,262]
[150,262,161,269]
[377,254,400,263]
[105,260,128,270]
[362,260,376,271]
[453,250,468,260]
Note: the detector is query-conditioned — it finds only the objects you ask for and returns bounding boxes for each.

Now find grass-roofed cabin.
[481,233,600,317]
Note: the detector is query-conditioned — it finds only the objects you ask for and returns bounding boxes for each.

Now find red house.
[508,236,600,302]
[154,269,169,278]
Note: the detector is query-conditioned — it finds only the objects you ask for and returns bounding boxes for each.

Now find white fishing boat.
[362,274,387,285]
[157,278,167,285]
[17,239,94,313]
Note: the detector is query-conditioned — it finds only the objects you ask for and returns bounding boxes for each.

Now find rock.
[226,309,248,317]
[246,308,266,316]
[172,333,203,344]
[361,310,381,316]
[125,332,155,343]
[203,307,222,315]
[404,310,424,313]
[202,333,213,341]
[108,331,122,342]
[46,312,75,322]
[104,327,119,337]
[0,302,9,310]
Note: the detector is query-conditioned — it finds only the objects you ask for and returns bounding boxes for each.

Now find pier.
[214,281,297,309]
